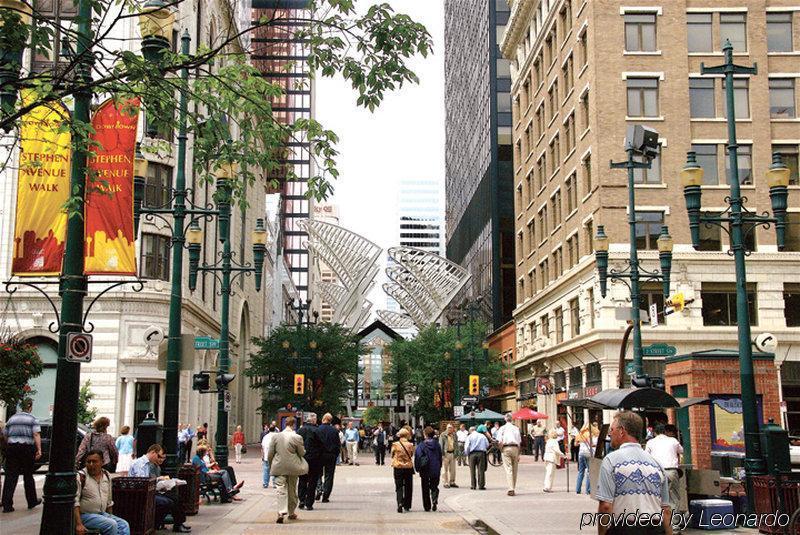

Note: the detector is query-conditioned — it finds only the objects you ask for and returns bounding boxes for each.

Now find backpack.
[78,469,111,493]
[416,445,429,471]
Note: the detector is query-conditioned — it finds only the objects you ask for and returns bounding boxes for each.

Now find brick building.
[500,0,800,438]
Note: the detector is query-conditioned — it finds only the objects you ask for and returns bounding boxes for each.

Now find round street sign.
[144,326,165,348]
[66,333,93,363]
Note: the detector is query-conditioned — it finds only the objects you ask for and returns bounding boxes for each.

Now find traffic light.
[192,372,210,391]
[215,373,235,388]
[469,375,479,396]
[666,292,685,312]
[294,374,305,395]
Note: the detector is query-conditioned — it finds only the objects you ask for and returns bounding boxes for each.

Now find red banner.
[84,98,140,275]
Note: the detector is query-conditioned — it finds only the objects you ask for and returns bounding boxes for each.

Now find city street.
[1,448,742,535]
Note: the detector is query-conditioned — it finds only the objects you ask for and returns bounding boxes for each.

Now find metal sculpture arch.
[376,310,416,330]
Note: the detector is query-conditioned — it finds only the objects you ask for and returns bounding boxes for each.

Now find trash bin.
[177,463,200,516]
[135,412,163,457]
[113,477,156,535]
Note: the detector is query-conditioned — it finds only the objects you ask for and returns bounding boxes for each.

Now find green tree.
[0,335,43,410]
[246,323,362,418]
[362,405,388,426]
[77,379,98,425]
[0,0,432,201]
[385,322,502,424]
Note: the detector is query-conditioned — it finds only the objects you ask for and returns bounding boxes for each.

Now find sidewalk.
[0,449,755,534]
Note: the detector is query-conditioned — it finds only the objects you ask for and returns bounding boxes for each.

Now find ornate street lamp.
[0,0,32,116]
[678,39,791,512]
[138,0,175,64]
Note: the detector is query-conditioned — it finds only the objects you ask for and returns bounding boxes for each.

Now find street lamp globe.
[186,221,203,291]
[767,153,790,250]
[594,225,610,298]
[251,218,268,291]
[681,152,705,249]
[657,226,674,297]
[138,0,175,64]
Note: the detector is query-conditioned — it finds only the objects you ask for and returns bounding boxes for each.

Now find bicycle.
[487,441,503,467]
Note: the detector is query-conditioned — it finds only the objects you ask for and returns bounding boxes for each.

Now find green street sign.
[642,343,677,357]
[194,336,220,350]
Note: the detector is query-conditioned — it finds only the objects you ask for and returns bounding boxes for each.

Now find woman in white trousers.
[543,430,567,492]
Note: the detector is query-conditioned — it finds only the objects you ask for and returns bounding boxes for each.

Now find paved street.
[1,448,748,535]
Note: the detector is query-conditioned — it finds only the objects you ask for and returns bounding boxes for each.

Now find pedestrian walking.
[490,422,502,465]
[391,427,415,513]
[74,449,131,535]
[530,420,546,461]
[575,423,597,495]
[646,424,684,520]
[344,421,359,465]
[317,413,341,502]
[297,413,323,510]
[569,423,580,462]
[597,412,671,534]
[261,425,276,488]
[76,417,118,473]
[1,399,42,513]
[232,425,245,464]
[337,424,347,465]
[177,424,187,463]
[543,429,567,493]
[455,424,468,466]
[497,414,522,495]
[554,421,566,454]
[114,426,136,475]
[268,416,308,524]
[464,426,489,490]
[183,424,195,463]
[438,424,457,488]
[373,424,387,465]
[415,426,442,512]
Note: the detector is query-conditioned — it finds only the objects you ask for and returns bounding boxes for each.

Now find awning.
[457,409,506,422]
[558,398,607,410]
[558,388,681,410]
[676,397,710,409]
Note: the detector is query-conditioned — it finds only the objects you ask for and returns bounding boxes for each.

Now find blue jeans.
[576,455,590,494]
[262,460,271,487]
[81,512,130,535]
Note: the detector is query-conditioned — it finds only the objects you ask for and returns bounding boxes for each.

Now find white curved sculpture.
[382,282,429,327]
[376,310,416,329]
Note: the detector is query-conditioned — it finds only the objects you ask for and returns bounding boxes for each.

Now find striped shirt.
[3,411,40,445]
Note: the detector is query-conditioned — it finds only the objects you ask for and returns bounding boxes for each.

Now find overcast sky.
[316,0,445,312]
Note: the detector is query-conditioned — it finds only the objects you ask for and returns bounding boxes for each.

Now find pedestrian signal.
[666,292,685,312]
[294,374,305,395]
[192,372,210,391]
[469,375,479,396]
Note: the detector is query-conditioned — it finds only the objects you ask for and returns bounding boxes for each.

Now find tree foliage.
[0,0,432,201]
[361,405,387,426]
[385,322,502,424]
[0,334,43,408]
[246,323,362,418]
[77,379,98,425]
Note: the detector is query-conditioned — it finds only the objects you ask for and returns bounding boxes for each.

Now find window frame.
[140,232,171,281]
[769,78,796,119]
[689,77,716,118]
[767,12,794,53]
[626,77,659,118]
[624,12,658,52]
[634,211,665,251]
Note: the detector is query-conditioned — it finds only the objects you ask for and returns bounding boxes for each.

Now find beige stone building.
[501,0,800,432]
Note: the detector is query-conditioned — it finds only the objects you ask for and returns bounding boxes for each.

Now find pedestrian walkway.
[0,449,752,534]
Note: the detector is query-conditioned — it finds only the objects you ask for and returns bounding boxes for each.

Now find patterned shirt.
[3,412,40,445]
[596,442,669,515]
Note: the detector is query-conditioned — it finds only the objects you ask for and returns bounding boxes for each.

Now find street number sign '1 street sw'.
[642,343,677,357]
[194,336,220,350]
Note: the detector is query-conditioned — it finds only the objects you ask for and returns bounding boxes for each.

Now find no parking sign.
[66,333,93,363]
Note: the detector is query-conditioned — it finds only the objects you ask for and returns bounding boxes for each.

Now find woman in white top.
[543,429,567,492]
[575,424,597,494]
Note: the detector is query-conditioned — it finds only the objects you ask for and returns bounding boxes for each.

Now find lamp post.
[0,0,32,118]
[186,165,268,468]
[39,1,92,531]
[594,126,674,384]
[133,6,215,475]
[284,299,321,407]
[679,39,790,512]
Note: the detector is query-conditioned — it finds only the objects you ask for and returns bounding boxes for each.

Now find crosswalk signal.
[666,292,685,312]
[294,374,305,395]
[469,375,480,396]
[192,372,210,391]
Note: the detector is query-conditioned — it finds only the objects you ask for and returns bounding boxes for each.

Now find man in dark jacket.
[414,426,443,512]
[297,413,323,510]
[373,424,387,465]
[316,413,341,502]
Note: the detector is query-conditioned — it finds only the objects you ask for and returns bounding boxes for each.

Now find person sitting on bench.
[192,446,243,502]
[74,449,130,535]
[129,444,191,533]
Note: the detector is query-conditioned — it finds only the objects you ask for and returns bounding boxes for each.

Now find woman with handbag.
[76,417,118,473]
[390,428,415,513]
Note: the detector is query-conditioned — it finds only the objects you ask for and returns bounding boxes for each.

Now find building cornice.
[501,0,535,59]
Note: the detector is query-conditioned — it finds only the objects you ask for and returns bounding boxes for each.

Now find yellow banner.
[13,93,72,276]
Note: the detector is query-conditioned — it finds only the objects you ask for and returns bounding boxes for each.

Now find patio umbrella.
[457,409,506,424]
[511,407,548,420]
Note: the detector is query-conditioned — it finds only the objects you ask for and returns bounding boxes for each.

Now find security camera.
[626,125,660,160]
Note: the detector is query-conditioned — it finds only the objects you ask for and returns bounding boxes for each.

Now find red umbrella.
[512,407,548,420]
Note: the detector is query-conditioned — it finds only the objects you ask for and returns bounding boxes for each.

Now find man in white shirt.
[262,427,276,488]
[645,424,684,514]
[555,421,566,453]
[497,414,522,496]
[456,424,469,466]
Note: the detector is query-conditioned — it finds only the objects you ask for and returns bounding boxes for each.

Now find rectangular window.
[567,236,576,269]
[770,79,796,119]
[785,213,800,252]
[536,156,546,191]
[687,13,713,53]
[545,32,555,65]
[560,0,573,37]
[581,91,590,130]
[720,12,747,52]
[555,307,564,343]
[773,145,799,186]
[698,211,722,251]
[528,220,535,249]
[144,163,172,208]
[583,154,592,193]
[767,12,793,53]
[551,190,562,229]
[569,297,580,337]
[635,211,664,250]
[626,78,659,117]
[723,78,749,119]
[587,288,595,328]
[540,313,550,339]
[785,284,800,327]
[518,280,525,303]
[585,220,594,254]
[525,172,533,203]
[701,283,757,326]
[578,30,588,67]
[633,145,661,184]
[565,113,576,154]
[641,284,665,316]
[563,55,574,94]
[549,82,559,120]
[725,144,752,185]
[140,233,170,281]
[690,78,716,118]
[535,56,543,86]
[549,136,560,173]
[625,13,657,52]
[527,271,535,298]
[536,105,545,138]
[566,173,577,213]
[692,144,719,185]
